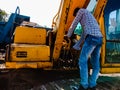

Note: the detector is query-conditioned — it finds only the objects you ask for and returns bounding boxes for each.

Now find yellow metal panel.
[5,62,37,69]
[37,62,53,68]
[9,44,50,61]
[14,26,47,44]
[100,67,120,73]
[5,62,53,69]
[5,62,16,69]
[16,62,37,68]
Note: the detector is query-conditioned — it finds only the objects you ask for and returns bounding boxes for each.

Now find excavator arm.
[52,0,90,61]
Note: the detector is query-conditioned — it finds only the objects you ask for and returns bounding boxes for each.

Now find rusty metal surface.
[0,69,120,90]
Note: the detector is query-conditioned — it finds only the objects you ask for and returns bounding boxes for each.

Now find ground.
[0,69,120,90]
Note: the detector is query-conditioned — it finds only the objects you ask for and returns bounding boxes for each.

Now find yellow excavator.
[1,0,120,73]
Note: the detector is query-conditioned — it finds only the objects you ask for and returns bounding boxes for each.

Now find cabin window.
[105,8,120,63]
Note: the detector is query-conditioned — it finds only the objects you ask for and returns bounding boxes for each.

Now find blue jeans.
[78,35,102,89]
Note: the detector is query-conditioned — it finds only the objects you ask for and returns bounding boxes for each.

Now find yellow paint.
[100,68,120,73]
[14,26,47,45]
[9,44,50,61]
[5,62,52,69]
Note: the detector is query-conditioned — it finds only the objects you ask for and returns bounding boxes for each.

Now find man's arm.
[67,9,83,38]
[73,32,85,50]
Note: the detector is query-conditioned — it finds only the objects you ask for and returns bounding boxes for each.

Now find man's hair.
[73,7,80,16]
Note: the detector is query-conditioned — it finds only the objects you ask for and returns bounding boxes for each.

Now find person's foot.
[78,85,88,90]
[89,86,96,90]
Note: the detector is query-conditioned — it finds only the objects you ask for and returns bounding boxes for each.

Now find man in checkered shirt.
[65,8,103,90]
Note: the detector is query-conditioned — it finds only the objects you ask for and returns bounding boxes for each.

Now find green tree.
[0,9,8,22]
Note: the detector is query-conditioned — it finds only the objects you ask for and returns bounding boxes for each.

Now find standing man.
[65,8,103,90]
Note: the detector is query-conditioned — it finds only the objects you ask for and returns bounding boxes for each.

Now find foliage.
[0,9,8,22]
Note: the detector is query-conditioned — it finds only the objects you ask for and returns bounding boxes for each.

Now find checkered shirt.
[67,9,103,47]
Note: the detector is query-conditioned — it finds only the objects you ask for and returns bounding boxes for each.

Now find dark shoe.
[89,86,96,90]
[78,85,88,90]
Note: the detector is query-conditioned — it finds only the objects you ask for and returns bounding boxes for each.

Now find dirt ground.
[0,69,120,90]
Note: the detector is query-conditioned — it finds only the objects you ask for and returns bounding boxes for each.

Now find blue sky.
[0,0,61,27]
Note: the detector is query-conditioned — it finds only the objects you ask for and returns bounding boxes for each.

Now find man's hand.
[64,35,70,42]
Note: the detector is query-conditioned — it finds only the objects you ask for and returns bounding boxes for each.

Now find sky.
[0,0,61,27]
